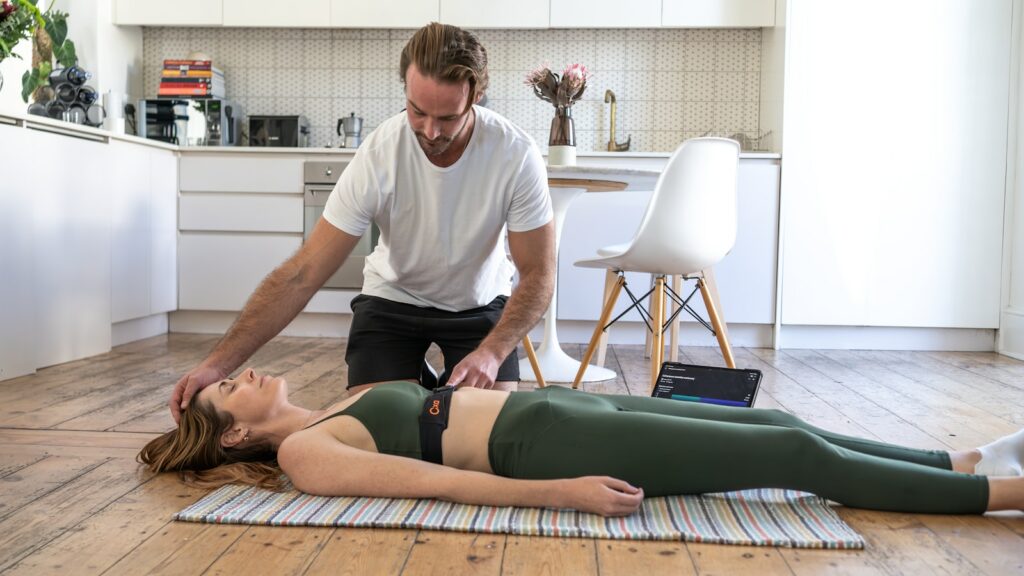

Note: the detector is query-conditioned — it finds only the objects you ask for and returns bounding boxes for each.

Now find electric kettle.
[336,112,364,148]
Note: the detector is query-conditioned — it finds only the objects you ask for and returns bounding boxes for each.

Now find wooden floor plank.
[0,455,106,522]
[781,350,960,450]
[0,450,48,478]
[915,515,1024,576]
[686,544,794,575]
[204,526,330,575]
[887,351,1024,414]
[0,457,150,571]
[756,349,939,449]
[776,547,886,576]
[837,509,986,575]
[401,531,504,576]
[102,522,248,576]
[3,474,208,576]
[500,536,597,575]
[833,350,1017,441]
[595,540,696,576]
[304,528,415,576]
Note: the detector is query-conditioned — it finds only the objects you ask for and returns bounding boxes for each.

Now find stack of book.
[159,59,225,98]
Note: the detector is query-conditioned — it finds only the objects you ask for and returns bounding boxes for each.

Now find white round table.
[518,172,658,383]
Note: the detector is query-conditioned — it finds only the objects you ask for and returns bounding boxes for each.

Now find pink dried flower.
[525,62,589,109]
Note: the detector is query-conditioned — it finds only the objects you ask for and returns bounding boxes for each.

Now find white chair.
[571,137,740,392]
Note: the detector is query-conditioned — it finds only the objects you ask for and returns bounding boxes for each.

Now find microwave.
[248,115,310,147]
[136,98,242,146]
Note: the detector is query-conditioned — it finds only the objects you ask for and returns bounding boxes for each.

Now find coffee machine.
[336,113,364,148]
[137,98,242,146]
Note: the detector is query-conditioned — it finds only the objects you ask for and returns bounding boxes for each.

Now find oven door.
[303,185,377,289]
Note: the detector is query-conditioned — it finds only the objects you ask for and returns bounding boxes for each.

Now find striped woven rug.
[175,484,863,549]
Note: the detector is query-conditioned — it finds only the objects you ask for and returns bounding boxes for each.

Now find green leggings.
[487,387,989,514]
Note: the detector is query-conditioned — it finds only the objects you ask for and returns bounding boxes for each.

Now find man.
[170,22,555,422]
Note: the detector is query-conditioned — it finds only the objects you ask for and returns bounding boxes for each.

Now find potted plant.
[0,0,76,103]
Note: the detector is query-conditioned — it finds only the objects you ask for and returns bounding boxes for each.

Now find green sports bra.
[307,381,430,459]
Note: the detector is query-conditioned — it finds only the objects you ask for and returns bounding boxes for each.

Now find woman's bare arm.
[278,431,644,516]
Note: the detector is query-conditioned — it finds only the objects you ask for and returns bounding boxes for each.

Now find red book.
[158,87,214,96]
[163,59,212,67]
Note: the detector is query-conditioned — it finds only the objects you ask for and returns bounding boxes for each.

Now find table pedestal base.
[518,340,616,383]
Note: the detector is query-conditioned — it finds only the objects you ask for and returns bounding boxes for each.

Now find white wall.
[65,0,144,108]
[758,0,785,153]
[0,0,142,117]
[998,1,1024,358]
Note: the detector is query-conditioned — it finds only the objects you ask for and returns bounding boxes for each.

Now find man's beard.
[415,109,472,157]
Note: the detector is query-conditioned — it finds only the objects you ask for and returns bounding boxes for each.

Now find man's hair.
[400,22,489,107]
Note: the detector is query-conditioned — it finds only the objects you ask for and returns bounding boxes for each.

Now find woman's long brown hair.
[137,397,286,490]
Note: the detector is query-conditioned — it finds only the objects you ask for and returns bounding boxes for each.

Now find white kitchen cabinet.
[440,0,548,28]
[223,0,330,27]
[179,234,302,310]
[178,153,304,312]
[0,121,38,380]
[662,0,775,27]
[558,159,779,325]
[331,0,439,28]
[113,0,223,26]
[779,0,1010,329]
[110,142,179,323]
[31,129,113,369]
[179,155,303,194]
[180,194,303,233]
[550,0,661,28]
[151,150,178,314]
[110,141,153,323]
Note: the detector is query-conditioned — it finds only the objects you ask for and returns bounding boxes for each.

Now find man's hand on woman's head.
[169,364,228,424]
[446,348,501,389]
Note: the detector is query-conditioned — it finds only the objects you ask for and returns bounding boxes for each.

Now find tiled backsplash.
[143,28,761,152]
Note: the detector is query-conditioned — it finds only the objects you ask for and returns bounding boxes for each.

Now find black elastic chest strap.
[419,385,455,465]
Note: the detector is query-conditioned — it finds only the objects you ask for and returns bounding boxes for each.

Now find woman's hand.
[557,476,645,516]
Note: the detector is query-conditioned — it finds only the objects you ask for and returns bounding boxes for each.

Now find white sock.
[974,428,1024,477]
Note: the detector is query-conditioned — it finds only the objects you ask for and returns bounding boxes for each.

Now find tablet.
[651,362,762,408]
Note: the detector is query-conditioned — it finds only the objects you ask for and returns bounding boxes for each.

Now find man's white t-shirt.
[322,105,553,312]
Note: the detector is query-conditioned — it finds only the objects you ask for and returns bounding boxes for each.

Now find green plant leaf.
[55,38,75,66]
[44,12,67,47]
[21,68,36,103]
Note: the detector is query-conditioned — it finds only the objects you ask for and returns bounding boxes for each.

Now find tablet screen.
[651,362,762,407]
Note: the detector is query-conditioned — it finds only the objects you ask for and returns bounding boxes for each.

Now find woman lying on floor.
[139,368,1024,516]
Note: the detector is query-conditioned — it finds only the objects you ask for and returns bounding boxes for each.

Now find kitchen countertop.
[0,110,781,159]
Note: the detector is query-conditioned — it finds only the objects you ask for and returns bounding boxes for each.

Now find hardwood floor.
[1,334,1023,575]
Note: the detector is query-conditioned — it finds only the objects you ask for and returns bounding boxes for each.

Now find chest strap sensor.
[419,385,455,465]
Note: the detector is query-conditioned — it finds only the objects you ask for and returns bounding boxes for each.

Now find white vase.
[548,144,576,166]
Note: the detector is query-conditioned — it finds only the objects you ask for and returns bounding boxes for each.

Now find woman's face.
[197,367,289,431]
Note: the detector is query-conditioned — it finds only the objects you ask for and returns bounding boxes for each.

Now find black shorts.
[344,294,520,389]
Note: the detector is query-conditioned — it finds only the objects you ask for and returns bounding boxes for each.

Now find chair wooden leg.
[649,276,666,392]
[522,335,545,388]
[595,269,618,368]
[644,274,655,359]
[698,272,735,369]
[669,274,681,362]
[700,268,731,351]
[573,273,626,389]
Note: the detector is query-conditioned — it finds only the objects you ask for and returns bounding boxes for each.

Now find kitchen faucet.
[604,90,631,152]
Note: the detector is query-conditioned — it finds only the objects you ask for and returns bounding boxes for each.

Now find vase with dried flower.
[526,63,589,166]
